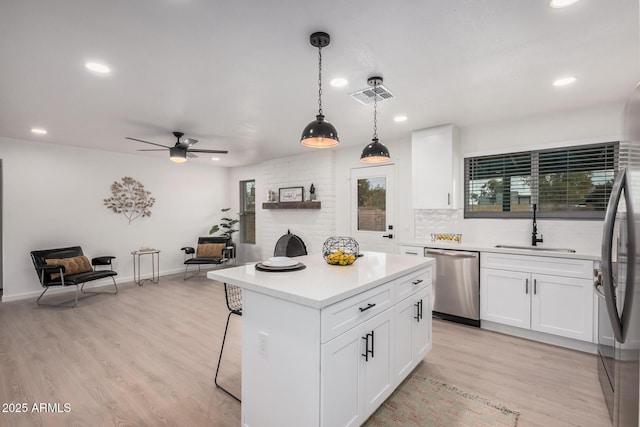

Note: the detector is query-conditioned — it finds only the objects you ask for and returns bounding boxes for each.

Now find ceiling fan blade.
[187,152,198,158]
[182,137,198,146]
[187,149,229,154]
[126,137,171,149]
[137,149,168,152]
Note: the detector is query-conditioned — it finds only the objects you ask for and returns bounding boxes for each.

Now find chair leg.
[36,285,78,308]
[183,264,202,281]
[81,277,118,295]
[215,311,241,402]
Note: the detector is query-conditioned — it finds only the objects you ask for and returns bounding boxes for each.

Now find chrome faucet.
[532,203,543,246]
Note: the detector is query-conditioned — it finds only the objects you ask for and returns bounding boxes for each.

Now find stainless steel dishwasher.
[424,248,480,327]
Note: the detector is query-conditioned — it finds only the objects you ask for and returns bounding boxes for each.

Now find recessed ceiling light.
[553,76,577,87]
[330,78,348,88]
[85,62,111,74]
[393,115,408,123]
[31,127,47,135]
[550,0,580,8]
[211,157,220,161]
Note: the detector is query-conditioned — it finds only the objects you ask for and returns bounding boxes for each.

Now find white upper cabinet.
[411,124,460,209]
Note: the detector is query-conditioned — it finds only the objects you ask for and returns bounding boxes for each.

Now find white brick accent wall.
[261,151,336,259]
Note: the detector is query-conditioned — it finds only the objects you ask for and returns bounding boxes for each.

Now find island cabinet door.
[394,286,432,386]
[362,308,395,418]
[412,285,432,361]
[321,308,395,426]
[320,327,365,427]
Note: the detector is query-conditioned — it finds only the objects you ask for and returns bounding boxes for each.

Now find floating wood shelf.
[262,201,321,210]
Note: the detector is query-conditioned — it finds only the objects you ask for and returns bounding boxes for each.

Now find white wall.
[1,137,228,301]
[225,102,625,263]
[229,151,336,261]
[411,101,626,254]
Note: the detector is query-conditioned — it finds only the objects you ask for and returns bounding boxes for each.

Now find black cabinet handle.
[359,303,376,312]
[361,331,374,361]
[414,299,424,322]
[534,279,537,295]
[382,234,394,239]
[525,278,529,294]
[412,279,423,286]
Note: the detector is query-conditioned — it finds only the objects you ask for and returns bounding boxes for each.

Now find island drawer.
[395,267,431,302]
[321,282,394,343]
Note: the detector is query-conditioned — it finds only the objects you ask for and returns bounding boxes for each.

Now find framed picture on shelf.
[279,186,304,202]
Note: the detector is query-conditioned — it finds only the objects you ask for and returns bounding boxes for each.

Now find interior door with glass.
[350,165,396,253]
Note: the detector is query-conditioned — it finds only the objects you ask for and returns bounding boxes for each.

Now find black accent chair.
[30,246,118,308]
[180,236,235,280]
[215,282,242,402]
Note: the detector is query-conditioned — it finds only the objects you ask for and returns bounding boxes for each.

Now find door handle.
[534,278,537,295]
[412,279,423,286]
[525,278,529,294]
[447,193,451,205]
[414,301,420,322]
[382,234,394,239]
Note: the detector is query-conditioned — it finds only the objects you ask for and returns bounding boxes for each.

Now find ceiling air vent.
[349,84,394,105]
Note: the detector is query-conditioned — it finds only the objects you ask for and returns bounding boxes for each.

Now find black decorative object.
[310,183,316,201]
[360,77,391,163]
[300,32,340,148]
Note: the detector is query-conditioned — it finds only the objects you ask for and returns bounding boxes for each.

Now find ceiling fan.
[126,131,228,163]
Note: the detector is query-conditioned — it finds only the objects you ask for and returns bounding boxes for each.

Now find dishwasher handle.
[425,249,478,258]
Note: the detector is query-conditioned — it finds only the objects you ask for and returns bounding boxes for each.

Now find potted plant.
[210,208,239,238]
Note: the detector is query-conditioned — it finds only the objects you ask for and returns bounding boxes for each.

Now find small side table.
[131,250,161,286]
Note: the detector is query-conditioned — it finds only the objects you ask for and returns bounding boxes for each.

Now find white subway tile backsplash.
[414,209,602,254]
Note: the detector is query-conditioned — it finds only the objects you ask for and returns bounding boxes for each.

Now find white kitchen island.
[207,251,434,427]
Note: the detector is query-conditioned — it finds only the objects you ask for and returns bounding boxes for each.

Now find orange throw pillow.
[46,255,93,279]
[197,243,226,258]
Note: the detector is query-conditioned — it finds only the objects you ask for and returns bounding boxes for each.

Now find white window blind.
[465,142,618,219]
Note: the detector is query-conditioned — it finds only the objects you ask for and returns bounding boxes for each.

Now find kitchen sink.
[494,244,576,253]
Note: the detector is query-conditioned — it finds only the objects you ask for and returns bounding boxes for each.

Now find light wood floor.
[0,273,611,427]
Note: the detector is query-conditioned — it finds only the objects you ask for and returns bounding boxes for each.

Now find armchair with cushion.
[30,246,118,308]
[181,236,234,280]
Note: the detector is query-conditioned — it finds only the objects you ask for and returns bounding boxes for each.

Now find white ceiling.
[0,0,638,167]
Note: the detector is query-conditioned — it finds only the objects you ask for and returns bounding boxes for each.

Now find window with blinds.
[464,142,618,219]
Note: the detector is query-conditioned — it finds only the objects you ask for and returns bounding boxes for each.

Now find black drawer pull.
[359,303,376,312]
[412,279,424,286]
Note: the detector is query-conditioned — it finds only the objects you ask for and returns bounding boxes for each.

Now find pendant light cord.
[318,46,323,116]
[373,81,378,139]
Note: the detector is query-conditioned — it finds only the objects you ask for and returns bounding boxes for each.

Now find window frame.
[464,141,619,220]
[239,179,256,244]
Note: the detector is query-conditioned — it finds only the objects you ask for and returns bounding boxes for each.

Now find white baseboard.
[481,320,598,354]
[1,267,186,303]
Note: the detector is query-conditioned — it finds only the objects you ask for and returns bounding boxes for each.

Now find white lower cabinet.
[480,268,531,329]
[321,306,395,426]
[394,286,432,384]
[480,253,594,342]
[320,267,433,427]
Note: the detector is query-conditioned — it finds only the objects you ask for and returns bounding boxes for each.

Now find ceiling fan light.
[300,114,340,148]
[169,147,187,163]
[360,138,390,163]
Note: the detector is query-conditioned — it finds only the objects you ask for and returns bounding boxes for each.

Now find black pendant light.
[361,76,390,163]
[300,32,339,148]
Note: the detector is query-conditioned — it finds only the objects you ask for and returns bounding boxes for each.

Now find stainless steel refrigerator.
[598,84,640,427]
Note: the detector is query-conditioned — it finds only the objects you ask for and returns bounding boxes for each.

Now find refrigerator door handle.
[601,168,636,343]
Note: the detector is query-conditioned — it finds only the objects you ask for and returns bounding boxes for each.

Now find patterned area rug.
[365,375,520,427]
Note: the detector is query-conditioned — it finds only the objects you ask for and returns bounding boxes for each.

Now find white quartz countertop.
[400,240,600,261]
[207,251,434,309]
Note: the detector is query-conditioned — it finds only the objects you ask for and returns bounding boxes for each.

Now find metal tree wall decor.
[104,177,156,224]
